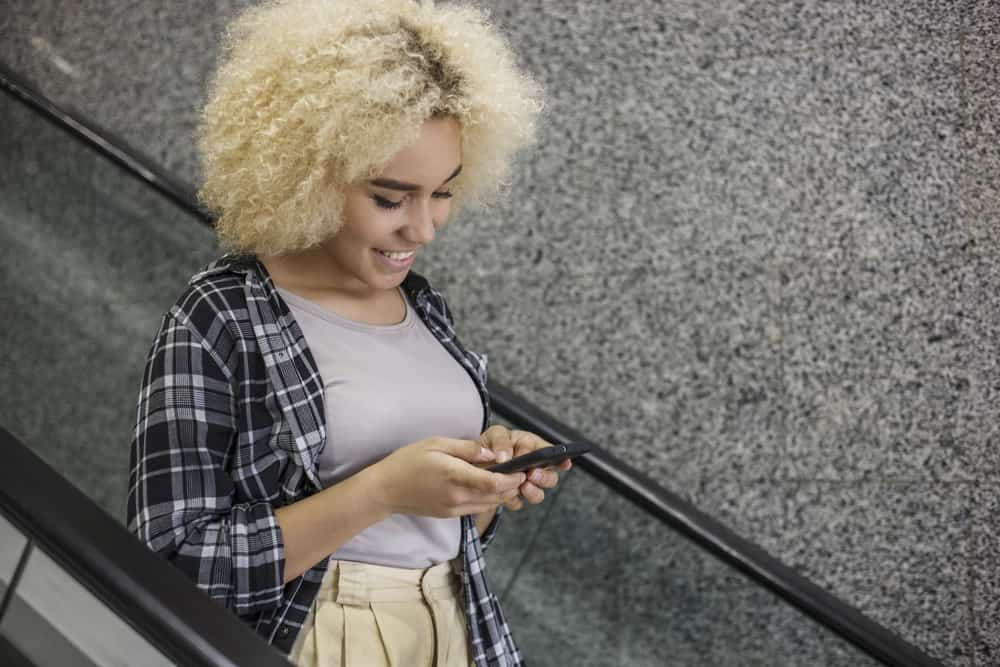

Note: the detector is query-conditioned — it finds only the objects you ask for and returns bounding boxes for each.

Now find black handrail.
[0,62,944,667]
[0,428,291,667]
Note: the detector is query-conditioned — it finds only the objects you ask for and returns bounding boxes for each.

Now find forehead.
[377,117,462,182]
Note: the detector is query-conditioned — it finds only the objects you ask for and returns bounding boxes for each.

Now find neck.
[259,248,389,304]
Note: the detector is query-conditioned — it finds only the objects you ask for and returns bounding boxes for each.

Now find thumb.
[435,438,497,464]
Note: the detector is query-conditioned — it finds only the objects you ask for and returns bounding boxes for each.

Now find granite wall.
[2,1,998,665]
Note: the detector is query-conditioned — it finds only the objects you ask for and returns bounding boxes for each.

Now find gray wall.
[2,1,998,665]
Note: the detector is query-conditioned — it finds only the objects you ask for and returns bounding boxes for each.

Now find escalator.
[0,429,291,667]
[0,64,943,667]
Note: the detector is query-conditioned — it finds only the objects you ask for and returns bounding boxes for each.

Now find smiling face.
[317,115,462,298]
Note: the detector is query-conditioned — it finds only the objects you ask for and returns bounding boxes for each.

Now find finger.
[511,430,552,457]
[439,438,496,464]
[545,458,571,473]
[493,471,527,493]
[500,486,521,502]
[482,426,516,464]
[457,466,526,496]
[526,468,559,489]
[519,482,545,504]
[503,497,524,511]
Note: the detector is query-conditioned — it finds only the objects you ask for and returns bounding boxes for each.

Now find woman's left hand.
[478,425,572,510]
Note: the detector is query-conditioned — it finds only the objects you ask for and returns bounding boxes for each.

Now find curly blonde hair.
[197,0,543,255]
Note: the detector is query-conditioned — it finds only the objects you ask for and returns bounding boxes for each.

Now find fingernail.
[480,447,496,460]
[530,469,543,483]
[498,451,511,463]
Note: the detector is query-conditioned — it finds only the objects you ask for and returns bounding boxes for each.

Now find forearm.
[275,467,390,584]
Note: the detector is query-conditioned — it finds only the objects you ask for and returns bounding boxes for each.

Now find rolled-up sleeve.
[127,312,285,616]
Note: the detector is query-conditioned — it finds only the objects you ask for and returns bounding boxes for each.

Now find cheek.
[436,200,454,225]
[339,206,395,249]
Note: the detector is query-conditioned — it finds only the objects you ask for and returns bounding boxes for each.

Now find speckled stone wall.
[2,2,998,665]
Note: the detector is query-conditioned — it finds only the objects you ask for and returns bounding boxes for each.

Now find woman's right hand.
[367,437,527,518]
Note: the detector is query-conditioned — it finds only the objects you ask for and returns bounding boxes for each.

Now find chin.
[370,270,408,287]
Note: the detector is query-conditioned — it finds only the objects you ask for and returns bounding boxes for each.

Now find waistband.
[319,559,463,606]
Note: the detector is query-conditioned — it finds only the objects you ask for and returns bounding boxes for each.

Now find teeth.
[377,249,414,261]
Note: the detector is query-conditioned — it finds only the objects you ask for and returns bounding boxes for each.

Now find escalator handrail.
[0,427,291,667]
[0,62,943,667]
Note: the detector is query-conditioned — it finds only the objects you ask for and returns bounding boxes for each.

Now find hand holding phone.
[486,441,591,474]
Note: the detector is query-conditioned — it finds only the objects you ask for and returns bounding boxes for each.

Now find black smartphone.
[486,441,591,474]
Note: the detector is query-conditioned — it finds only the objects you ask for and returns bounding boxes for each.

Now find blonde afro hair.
[197,0,544,255]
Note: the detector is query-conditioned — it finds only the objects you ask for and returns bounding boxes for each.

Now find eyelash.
[372,192,453,210]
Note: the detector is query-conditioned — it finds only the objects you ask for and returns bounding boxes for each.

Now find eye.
[432,191,453,200]
[372,194,402,210]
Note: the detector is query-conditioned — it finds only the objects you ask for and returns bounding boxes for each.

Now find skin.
[261,116,571,583]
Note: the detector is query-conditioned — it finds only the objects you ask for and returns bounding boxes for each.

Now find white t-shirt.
[277,286,484,568]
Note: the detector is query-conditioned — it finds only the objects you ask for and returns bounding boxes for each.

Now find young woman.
[127,1,566,665]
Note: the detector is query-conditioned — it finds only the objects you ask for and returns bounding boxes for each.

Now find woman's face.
[320,116,462,297]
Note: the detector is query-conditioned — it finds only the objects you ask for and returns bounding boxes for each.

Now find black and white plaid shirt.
[127,254,523,665]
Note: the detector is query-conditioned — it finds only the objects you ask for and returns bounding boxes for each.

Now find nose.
[403,197,437,245]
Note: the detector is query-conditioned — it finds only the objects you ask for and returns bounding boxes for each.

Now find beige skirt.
[289,559,474,667]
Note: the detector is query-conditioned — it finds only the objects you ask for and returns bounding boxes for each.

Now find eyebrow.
[368,164,462,192]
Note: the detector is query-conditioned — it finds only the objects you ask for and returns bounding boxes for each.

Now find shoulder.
[168,254,257,344]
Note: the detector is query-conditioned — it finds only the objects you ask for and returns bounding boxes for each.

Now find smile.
[375,249,416,260]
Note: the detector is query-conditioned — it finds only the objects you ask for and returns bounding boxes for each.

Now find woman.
[126,1,565,665]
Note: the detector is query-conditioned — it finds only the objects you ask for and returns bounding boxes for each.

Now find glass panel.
[1,546,173,667]
[0,513,27,599]
[0,632,38,667]
[488,468,881,666]
[0,88,220,522]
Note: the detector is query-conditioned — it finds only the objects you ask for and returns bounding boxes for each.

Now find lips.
[372,248,416,271]
[375,248,416,259]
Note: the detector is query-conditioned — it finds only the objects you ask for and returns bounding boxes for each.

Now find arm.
[276,438,521,582]
[274,468,388,584]
[127,313,288,615]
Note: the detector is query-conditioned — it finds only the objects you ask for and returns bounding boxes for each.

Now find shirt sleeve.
[126,312,286,616]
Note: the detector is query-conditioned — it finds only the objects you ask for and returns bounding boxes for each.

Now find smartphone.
[486,441,591,474]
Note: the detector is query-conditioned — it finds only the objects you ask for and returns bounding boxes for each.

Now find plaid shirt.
[127,254,524,665]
